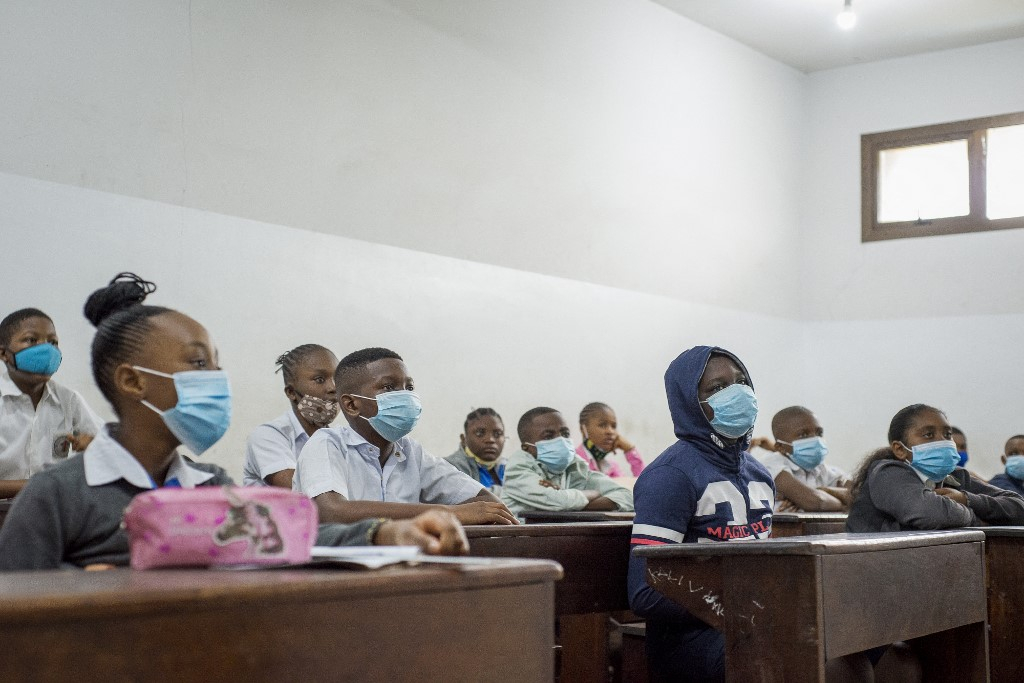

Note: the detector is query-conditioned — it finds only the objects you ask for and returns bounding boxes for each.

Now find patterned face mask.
[296,394,340,427]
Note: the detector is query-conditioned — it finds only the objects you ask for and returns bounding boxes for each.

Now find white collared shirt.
[242,410,309,486]
[293,425,482,504]
[0,368,102,479]
[83,426,216,489]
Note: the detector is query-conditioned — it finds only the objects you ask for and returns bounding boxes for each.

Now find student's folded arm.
[464,488,502,503]
[586,469,635,512]
[246,426,297,488]
[0,475,68,570]
[869,462,976,529]
[963,475,1024,525]
[627,467,694,623]
[624,448,645,477]
[502,460,588,512]
[0,479,28,499]
[312,491,442,523]
[775,471,845,512]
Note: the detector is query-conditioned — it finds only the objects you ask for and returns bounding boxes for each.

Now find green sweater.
[500,449,633,517]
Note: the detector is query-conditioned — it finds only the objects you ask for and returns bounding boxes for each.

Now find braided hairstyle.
[850,404,943,496]
[275,344,334,385]
[579,402,611,425]
[83,273,169,407]
[463,407,502,433]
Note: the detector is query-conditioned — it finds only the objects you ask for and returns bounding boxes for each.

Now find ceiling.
[652,0,1024,72]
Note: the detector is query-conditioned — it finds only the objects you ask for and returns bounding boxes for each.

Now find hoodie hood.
[664,345,754,470]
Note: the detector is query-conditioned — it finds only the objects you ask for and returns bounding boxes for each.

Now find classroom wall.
[801,37,1024,477]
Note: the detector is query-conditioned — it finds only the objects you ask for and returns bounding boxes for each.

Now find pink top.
[575,443,644,477]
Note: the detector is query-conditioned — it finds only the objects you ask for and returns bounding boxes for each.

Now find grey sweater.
[847,459,1024,532]
[0,456,379,570]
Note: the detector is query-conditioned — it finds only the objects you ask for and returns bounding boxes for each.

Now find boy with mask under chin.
[292,347,518,526]
[500,406,634,518]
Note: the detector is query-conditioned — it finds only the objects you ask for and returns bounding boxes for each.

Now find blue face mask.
[701,383,758,439]
[957,450,969,467]
[901,439,960,482]
[12,343,62,376]
[354,390,422,443]
[527,436,577,473]
[1006,455,1024,481]
[136,367,232,455]
[781,436,829,470]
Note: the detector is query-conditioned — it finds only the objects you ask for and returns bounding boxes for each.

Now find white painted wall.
[0,171,800,479]
[801,37,1024,477]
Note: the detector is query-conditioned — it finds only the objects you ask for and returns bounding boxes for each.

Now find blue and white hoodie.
[627,345,776,627]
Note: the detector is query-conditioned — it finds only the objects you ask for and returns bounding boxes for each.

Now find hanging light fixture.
[836,0,856,30]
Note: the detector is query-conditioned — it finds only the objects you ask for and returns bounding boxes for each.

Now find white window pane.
[987,123,1024,220]
[878,140,969,223]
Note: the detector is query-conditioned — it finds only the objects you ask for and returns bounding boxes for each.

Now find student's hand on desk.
[375,511,469,556]
[820,486,853,507]
[935,488,969,506]
[614,435,635,452]
[539,479,560,490]
[447,501,519,525]
[748,436,774,452]
[66,433,95,452]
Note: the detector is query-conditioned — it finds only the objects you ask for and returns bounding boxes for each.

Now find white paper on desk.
[310,545,421,569]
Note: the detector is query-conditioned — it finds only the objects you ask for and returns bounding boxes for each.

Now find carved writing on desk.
[646,566,765,625]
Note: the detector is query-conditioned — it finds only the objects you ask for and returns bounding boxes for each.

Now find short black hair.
[276,344,334,385]
[83,273,168,406]
[334,347,403,394]
[951,426,965,437]
[517,406,559,442]
[771,406,814,437]
[0,308,53,348]
[464,407,502,433]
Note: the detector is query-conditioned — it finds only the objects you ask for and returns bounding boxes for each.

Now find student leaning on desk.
[0,274,467,571]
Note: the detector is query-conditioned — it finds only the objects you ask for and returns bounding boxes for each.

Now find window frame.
[861,111,1024,242]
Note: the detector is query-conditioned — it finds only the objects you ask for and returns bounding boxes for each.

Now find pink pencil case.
[123,486,318,569]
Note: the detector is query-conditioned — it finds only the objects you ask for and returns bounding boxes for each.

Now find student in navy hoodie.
[627,346,775,682]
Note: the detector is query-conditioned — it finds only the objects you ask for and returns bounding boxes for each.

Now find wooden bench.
[970,526,1024,682]
[634,531,988,682]
[770,511,847,538]
[466,522,632,683]
[0,559,561,682]
[521,509,635,524]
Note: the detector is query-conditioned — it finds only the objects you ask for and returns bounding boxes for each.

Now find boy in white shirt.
[294,347,517,525]
[752,406,850,512]
[0,308,101,497]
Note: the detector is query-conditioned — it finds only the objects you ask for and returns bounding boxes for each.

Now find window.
[861,112,1024,242]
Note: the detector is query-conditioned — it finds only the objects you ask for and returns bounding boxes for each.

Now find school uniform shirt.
[0,425,385,570]
[444,447,504,494]
[0,368,102,479]
[846,459,1024,533]
[627,346,775,682]
[576,442,645,478]
[752,450,848,512]
[242,410,309,486]
[989,472,1024,497]
[292,425,483,504]
[500,449,634,517]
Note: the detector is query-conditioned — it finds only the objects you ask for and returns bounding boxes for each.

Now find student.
[0,306,102,498]
[980,435,1024,496]
[293,347,518,525]
[0,276,468,570]
[445,407,507,493]
[951,426,969,467]
[627,346,775,682]
[576,402,644,477]
[501,407,634,517]
[846,404,1024,533]
[242,344,339,488]
[752,406,850,512]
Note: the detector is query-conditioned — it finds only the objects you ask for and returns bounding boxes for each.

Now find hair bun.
[83,272,158,327]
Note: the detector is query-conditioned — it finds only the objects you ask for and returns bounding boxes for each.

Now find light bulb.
[836,0,856,30]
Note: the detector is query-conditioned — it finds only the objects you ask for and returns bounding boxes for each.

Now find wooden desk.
[521,510,635,524]
[770,511,847,538]
[970,526,1024,682]
[635,531,988,682]
[0,560,561,682]
[466,522,632,683]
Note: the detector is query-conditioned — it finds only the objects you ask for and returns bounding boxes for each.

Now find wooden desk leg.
[722,556,825,683]
[910,622,989,682]
[987,536,1022,683]
[559,613,609,683]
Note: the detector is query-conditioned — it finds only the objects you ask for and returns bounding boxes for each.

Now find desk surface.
[967,524,1024,537]
[0,560,562,682]
[772,511,848,523]
[635,530,983,558]
[520,510,635,523]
